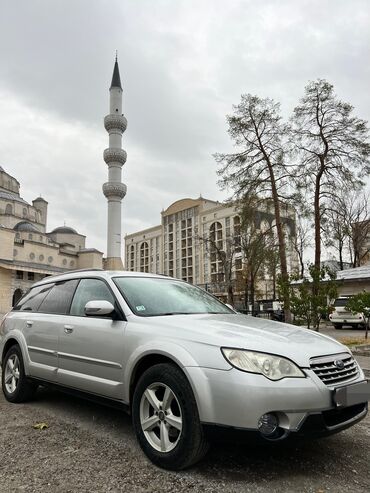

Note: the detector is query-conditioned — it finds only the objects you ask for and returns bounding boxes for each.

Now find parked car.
[329,296,366,329]
[1,270,369,470]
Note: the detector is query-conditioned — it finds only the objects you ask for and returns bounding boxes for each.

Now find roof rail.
[44,268,104,280]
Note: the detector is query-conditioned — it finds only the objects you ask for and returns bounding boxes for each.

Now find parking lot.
[0,321,369,492]
[1,376,369,493]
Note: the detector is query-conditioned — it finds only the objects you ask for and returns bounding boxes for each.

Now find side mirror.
[225,303,236,312]
[84,300,115,317]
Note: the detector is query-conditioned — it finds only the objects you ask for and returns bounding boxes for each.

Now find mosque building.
[0,57,126,313]
[0,165,103,313]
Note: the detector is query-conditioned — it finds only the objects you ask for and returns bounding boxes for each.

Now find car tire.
[333,324,343,330]
[132,363,209,470]
[1,345,38,403]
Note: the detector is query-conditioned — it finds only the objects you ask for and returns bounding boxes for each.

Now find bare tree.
[349,193,370,266]
[215,95,294,321]
[196,230,239,305]
[290,79,370,272]
[324,190,370,268]
[239,198,278,312]
[293,213,312,278]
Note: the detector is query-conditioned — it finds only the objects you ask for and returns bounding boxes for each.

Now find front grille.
[310,353,359,386]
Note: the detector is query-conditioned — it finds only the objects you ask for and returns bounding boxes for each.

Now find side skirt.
[29,377,131,414]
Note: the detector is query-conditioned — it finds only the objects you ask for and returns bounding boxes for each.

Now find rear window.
[13,284,54,312]
[334,298,351,307]
[37,280,79,315]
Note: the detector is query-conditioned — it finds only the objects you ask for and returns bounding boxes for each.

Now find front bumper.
[185,366,368,435]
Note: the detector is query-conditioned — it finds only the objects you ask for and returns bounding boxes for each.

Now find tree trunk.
[314,170,322,271]
[250,273,256,316]
[227,283,234,306]
[339,241,344,271]
[244,278,249,311]
[270,176,291,322]
[299,252,304,279]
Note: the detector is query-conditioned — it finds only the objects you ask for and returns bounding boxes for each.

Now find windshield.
[113,277,234,317]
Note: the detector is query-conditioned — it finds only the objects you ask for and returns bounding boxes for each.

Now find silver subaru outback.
[1,270,369,470]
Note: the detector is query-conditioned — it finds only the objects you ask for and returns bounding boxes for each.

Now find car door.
[17,280,79,383]
[57,278,127,400]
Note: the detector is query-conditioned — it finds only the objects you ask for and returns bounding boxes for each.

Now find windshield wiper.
[157,312,193,316]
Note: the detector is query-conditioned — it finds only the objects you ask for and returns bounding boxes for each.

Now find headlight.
[221,348,305,380]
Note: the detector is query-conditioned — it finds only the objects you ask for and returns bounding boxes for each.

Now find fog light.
[258,413,278,436]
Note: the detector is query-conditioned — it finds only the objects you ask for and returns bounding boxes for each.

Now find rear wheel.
[2,345,38,402]
[333,324,343,330]
[132,363,209,470]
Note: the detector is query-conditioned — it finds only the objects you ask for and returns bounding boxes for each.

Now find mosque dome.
[13,221,40,232]
[51,226,78,235]
[33,196,48,203]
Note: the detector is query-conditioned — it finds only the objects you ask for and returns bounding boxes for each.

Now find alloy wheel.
[4,354,20,395]
[139,382,183,453]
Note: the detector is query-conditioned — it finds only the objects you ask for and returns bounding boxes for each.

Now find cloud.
[0,0,369,258]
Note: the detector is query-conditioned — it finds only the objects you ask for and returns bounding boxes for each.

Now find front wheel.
[1,345,38,402]
[132,363,209,470]
[333,324,343,330]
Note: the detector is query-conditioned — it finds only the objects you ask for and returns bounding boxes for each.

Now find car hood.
[137,313,348,367]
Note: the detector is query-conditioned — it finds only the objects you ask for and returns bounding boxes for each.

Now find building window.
[27,272,35,281]
[233,216,241,253]
[16,270,23,280]
[129,245,135,271]
[28,234,33,240]
[209,221,224,283]
[5,203,12,214]
[39,254,44,261]
[140,242,149,273]
[29,252,35,260]
[23,208,27,217]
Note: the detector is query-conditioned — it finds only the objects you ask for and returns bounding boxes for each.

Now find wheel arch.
[129,353,182,406]
[126,343,213,415]
[2,338,20,363]
[1,334,29,373]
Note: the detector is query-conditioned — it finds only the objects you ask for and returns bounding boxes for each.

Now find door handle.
[26,321,33,327]
[64,325,74,334]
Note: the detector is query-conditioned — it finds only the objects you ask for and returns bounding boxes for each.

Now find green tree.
[215,95,293,321]
[346,292,370,340]
[282,264,337,331]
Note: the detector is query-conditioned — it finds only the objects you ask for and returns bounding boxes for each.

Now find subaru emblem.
[334,360,345,370]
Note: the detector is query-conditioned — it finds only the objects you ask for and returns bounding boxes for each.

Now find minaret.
[102,55,127,270]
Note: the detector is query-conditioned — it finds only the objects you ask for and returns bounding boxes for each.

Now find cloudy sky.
[0,0,369,254]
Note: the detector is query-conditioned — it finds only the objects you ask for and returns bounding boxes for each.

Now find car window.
[113,277,234,317]
[70,278,115,317]
[13,284,54,312]
[37,280,79,315]
[334,298,350,307]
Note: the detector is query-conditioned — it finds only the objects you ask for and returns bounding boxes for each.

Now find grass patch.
[338,336,368,347]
